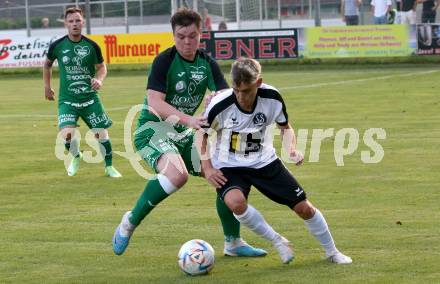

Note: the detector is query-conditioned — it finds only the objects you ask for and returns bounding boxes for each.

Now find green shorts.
[58,97,112,130]
[134,120,201,176]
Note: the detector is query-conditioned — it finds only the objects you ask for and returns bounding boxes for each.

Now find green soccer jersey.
[47,35,104,104]
[138,46,228,133]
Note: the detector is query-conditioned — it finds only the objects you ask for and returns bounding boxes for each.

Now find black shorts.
[217,159,307,209]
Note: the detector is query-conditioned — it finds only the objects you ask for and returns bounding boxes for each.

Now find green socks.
[129,178,169,226]
[127,177,240,239]
[216,195,241,240]
[99,139,113,167]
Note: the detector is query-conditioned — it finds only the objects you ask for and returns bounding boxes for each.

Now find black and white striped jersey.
[204,83,289,169]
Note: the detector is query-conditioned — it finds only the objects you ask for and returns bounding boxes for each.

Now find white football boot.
[273,236,294,264]
[327,251,353,264]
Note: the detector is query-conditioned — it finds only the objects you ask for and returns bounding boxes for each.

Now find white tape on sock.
[157,174,177,195]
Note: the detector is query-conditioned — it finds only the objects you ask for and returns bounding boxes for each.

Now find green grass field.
[1,64,439,283]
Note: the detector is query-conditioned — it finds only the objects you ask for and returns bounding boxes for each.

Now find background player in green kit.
[43,7,121,178]
[112,8,265,257]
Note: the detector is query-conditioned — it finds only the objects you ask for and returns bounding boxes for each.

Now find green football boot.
[105,166,122,178]
[67,152,82,176]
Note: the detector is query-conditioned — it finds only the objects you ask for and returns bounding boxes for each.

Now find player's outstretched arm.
[43,59,55,101]
[148,89,208,129]
[91,63,107,91]
[279,123,304,166]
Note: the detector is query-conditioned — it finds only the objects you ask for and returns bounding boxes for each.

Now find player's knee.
[157,154,189,188]
[60,127,74,142]
[294,200,315,220]
[95,129,109,140]
[163,171,188,189]
[224,190,247,214]
[65,133,72,142]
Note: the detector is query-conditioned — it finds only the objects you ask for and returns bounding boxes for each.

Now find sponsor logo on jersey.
[188,81,197,95]
[63,99,94,108]
[72,56,83,66]
[177,72,185,77]
[66,74,91,81]
[176,81,186,93]
[74,45,90,58]
[62,49,70,54]
[68,81,90,94]
[253,112,267,126]
[295,187,304,196]
[170,93,203,111]
[58,113,76,125]
[65,65,90,75]
[189,66,207,84]
[228,113,239,126]
[87,111,109,127]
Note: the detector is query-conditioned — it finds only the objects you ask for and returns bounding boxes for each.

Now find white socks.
[119,211,136,237]
[234,204,280,242]
[304,209,338,257]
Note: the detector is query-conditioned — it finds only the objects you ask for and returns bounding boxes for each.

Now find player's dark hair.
[231,57,262,87]
[64,7,83,19]
[170,8,201,32]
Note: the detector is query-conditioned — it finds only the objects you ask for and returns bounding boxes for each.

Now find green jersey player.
[112,8,265,257]
[43,7,121,178]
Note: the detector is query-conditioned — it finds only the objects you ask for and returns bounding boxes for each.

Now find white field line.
[0,70,438,119]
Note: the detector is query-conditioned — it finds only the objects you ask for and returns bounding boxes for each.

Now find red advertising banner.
[200,29,298,60]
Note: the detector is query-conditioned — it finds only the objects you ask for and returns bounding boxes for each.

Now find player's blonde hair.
[230,57,261,87]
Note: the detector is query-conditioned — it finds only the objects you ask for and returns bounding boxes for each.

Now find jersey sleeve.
[46,36,65,62]
[206,55,229,92]
[92,42,104,64]
[203,91,234,133]
[202,107,221,133]
[147,49,174,93]
[274,91,289,126]
[47,42,56,61]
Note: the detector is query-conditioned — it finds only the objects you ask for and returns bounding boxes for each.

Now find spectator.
[400,0,417,24]
[41,17,50,28]
[371,0,392,24]
[202,8,212,31]
[395,0,402,23]
[218,21,228,31]
[341,0,362,25]
[419,0,438,23]
[387,8,397,23]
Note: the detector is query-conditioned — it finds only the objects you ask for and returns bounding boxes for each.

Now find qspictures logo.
[54,105,387,180]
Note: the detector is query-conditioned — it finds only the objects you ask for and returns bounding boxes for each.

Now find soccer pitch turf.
[0,64,439,283]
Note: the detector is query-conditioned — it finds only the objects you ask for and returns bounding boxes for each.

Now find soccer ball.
[178,239,215,276]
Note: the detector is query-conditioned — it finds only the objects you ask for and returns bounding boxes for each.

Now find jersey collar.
[175,47,199,63]
[233,89,260,114]
[67,34,83,43]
